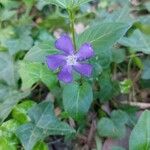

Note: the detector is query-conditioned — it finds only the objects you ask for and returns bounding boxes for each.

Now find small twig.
[120,101,150,109]
[86,120,96,150]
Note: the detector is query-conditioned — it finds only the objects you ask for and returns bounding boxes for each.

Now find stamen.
[66,55,77,66]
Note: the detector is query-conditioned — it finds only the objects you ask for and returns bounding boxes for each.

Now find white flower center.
[66,55,77,65]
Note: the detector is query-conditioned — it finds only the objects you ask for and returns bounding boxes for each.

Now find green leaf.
[63,82,93,121]
[119,30,150,54]
[111,110,129,127]
[19,61,57,90]
[0,26,14,51]
[141,58,150,80]
[12,100,36,124]
[1,119,20,133]
[33,141,48,150]
[119,79,133,94]
[129,110,150,150]
[43,0,92,8]
[22,0,35,6]
[0,137,17,150]
[0,119,21,150]
[77,0,92,5]
[16,101,75,150]
[112,48,126,63]
[0,0,19,9]
[0,9,16,21]
[44,0,68,8]
[4,25,33,55]
[0,52,17,86]
[99,71,120,102]
[0,84,29,123]
[97,110,128,138]
[25,42,57,63]
[6,35,33,55]
[97,118,125,138]
[77,22,131,53]
[109,5,131,23]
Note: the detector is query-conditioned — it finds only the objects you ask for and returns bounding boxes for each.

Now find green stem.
[68,9,76,50]
[127,58,132,79]
[24,4,32,17]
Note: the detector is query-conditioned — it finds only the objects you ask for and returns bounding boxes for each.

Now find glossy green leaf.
[16,101,75,150]
[0,84,29,123]
[119,30,150,54]
[0,119,21,150]
[0,137,17,150]
[19,61,57,90]
[129,110,150,150]
[63,82,93,121]
[12,100,36,123]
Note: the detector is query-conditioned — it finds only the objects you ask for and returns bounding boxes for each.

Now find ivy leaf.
[0,84,29,123]
[0,52,17,86]
[16,101,75,150]
[63,82,93,121]
[6,36,33,55]
[119,29,150,54]
[5,26,33,55]
[0,119,20,149]
[19,61,57,90]
[129,110,150,150]
[12,100,36,124]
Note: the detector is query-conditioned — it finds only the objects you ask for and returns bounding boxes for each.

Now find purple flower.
[46,34,94,83]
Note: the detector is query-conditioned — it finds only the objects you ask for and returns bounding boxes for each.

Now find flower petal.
[76,43,94,60]
[73,63,92,77]
[46,54,66,70]
[58,65,73,83]
[55,34,74,54]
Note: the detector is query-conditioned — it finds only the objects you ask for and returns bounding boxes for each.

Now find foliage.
[0,0,149,149]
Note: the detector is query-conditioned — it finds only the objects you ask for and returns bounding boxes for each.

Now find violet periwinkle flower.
[46,34,94,83]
